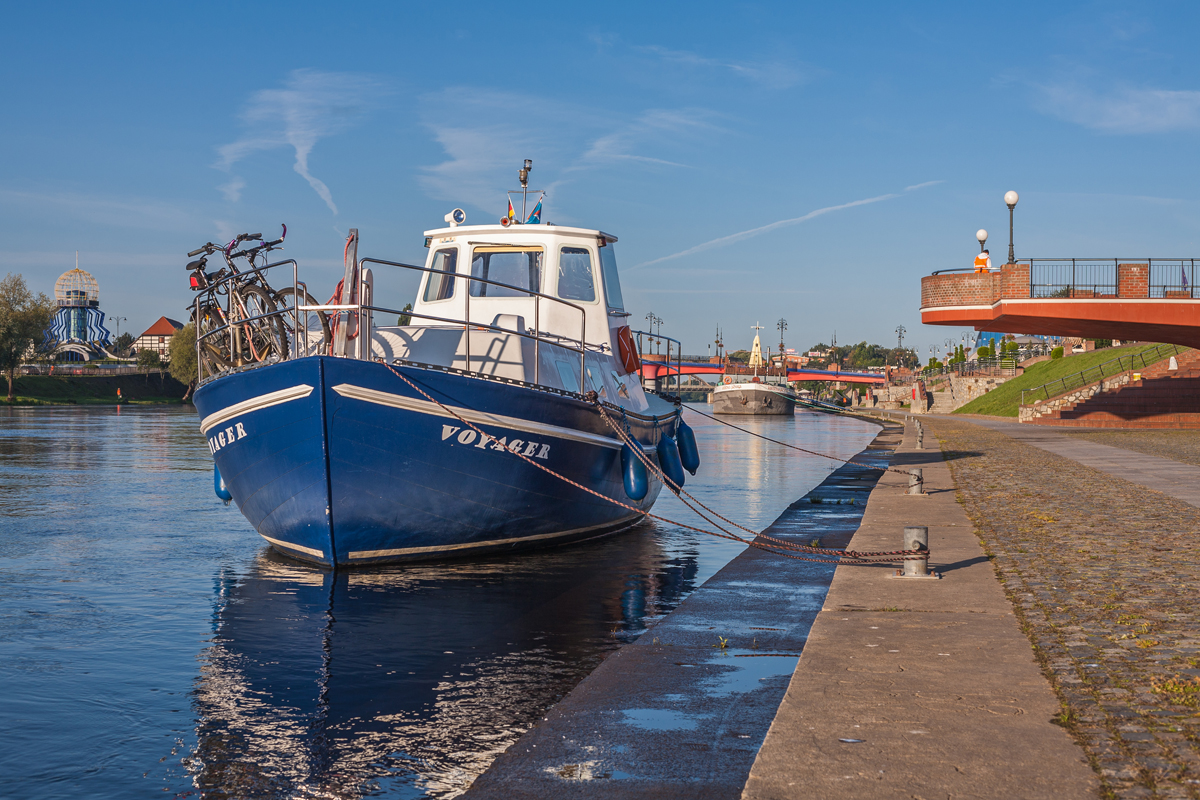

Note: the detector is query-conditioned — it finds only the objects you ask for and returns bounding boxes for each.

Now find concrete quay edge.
[741,416,1098,799]
[463,420,903,799]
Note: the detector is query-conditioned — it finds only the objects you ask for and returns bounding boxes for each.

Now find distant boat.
[189,178,699,567]
[711,380,797,415]
[711,324,796,415]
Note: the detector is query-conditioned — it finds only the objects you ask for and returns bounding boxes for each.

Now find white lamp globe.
[976,229,988,243]
[1004,190,1019,208]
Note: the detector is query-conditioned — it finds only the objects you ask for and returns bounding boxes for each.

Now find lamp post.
[1005,190,1019,264]
[976,229,988,254]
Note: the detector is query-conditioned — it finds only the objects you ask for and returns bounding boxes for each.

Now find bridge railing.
[1020,343,1185,406]
[924,259,1200,309]
[1026,259,1117,298]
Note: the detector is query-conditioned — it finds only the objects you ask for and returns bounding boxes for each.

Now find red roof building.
[134,317,183,358]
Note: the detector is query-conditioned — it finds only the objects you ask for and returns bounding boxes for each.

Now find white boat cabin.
[370,223,649,411]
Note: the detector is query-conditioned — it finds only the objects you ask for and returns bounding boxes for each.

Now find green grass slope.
[2,373,189,405]
[952,344,1163,417]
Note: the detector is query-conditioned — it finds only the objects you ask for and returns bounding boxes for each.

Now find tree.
[168,323,197,400]
[397,303,413,326]
[114,332,134,356]
[0,273,56,403]
[137,349,161,370]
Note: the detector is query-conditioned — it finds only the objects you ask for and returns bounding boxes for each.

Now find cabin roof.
[422,224,617,243]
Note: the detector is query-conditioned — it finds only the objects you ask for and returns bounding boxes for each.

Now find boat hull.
[194,357,672,566]
[711,383,796,416]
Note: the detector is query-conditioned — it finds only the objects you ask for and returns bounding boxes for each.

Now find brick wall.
[1117,263,1149,298]
[920,272,1000,308]
[1000,262,1030,299]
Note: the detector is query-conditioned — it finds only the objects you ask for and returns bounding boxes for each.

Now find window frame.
[469,246,545,298]
[422,247,460,304]
[554,245,600,305]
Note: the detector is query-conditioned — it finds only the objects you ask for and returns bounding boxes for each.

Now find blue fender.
[676,418,700,475]
[657,434,686,492]
[214,464,233,503]
[621,443,648,501]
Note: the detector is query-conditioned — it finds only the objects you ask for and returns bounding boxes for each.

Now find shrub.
[1050,347,1064,360]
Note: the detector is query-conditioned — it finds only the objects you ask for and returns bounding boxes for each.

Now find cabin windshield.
[470,247,543,297]
[599,244,624,310]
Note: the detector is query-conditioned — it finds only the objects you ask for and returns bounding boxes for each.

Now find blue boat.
[190,200,695,567]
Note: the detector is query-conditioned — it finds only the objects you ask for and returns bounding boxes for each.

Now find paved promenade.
[921,417,1200,798]
[743,420,1095,799]
[968,418,1200,509]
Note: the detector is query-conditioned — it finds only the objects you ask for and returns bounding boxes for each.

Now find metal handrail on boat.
[632,329,681,392]
[193,255,602,396]
[193,259,302,379]
[358,257,589,389]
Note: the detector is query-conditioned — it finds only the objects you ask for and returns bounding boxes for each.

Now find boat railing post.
[465,272,471,374]
[193,293,201,385]
[292,261,299,360]
[534,294,539,387]
[580,307,586,393]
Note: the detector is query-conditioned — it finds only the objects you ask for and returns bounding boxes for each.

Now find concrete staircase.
[1030,349,1200,428]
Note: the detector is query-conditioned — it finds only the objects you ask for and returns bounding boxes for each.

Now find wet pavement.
[465,423,900,798]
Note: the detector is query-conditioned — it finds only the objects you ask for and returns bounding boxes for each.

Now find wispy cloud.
[418,88,570,208]
[216,69,383,213]
[574,109,716,169]
[419,88,714,212]
[632,182,943,269]
[1036,83,1200,133]
[636,44,810,90]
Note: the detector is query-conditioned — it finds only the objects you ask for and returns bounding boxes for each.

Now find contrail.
[632,181,942,269]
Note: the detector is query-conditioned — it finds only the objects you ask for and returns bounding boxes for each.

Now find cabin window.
[599,244,624,310]
[422,248,458,302]
[470,247,543,297]
[557,247,596,302]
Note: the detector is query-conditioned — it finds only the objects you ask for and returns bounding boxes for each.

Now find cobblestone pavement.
[926,417,1200,800]
[1060,430,1200,469]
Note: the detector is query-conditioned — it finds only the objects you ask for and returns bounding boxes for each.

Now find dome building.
[48,265,112,361]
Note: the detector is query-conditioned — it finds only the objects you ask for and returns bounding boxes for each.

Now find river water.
[0,404,877,799]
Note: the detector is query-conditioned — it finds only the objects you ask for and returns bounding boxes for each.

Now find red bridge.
[921,259,1200,347]
[638,360,885,385]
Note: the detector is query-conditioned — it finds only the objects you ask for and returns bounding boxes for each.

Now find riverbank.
[2,374,189,405]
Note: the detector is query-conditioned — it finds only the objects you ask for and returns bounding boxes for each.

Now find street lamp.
[1005,190,1019,264]
[976,229,988,254]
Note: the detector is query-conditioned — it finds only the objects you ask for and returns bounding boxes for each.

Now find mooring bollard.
[907,468,923,495]
[916,428,924,450]
[902,526,930,577]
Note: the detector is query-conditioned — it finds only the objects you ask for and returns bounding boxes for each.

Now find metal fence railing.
[1148,259,1199,298]
[1026,259,1118,298]
[1020,343,1185,406]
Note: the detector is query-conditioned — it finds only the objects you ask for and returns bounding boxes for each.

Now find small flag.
[525,197,543,224]
[506,198,516,221]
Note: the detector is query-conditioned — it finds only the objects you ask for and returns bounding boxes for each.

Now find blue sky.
[3,1,1200,358]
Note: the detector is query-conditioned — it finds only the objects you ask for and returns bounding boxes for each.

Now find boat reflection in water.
[188,531,696,798]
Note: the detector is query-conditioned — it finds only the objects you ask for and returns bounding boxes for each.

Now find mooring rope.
[681,403,914,476]
[591,398,922,561]
[381,364,926,565]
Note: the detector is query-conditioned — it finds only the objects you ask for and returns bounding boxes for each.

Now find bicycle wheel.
[231,284,289,363]
[273,286,331,355]
[194,301,233,372]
